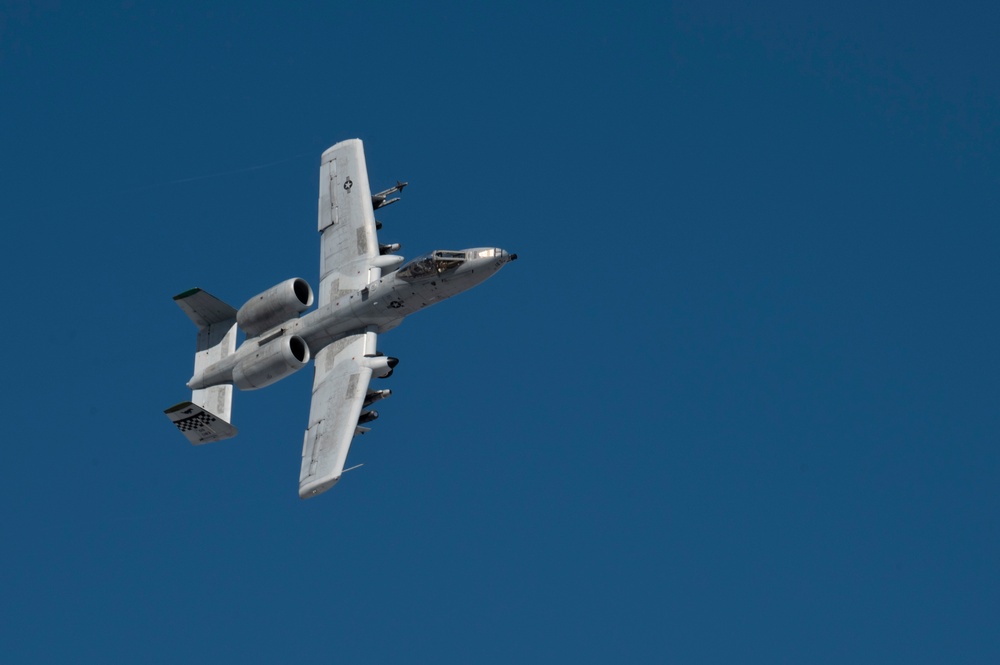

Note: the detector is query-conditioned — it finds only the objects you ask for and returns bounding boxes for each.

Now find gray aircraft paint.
[166,139,515,498]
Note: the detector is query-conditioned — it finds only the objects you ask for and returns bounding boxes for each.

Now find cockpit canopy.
[396,250,467,280]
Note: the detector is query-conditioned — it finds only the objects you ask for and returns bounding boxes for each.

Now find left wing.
[317,139,380,305]
[298,331,376,498]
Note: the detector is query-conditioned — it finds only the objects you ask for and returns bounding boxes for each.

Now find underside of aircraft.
[165,139,516,498]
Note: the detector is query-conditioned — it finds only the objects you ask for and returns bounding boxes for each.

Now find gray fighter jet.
[165,139,516,498]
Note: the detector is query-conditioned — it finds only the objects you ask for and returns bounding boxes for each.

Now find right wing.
[317,139,381,305]
[298,331,375,498]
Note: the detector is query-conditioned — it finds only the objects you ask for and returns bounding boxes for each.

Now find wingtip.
[298,476,340,499]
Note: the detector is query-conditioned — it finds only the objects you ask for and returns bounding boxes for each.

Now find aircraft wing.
[317,138,380,305]
[299,332,374,498]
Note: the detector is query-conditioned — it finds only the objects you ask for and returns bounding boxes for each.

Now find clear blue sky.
[2,2,998,662]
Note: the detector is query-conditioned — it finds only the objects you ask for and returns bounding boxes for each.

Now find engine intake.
[237,278,314,337]
[233,335,311,390]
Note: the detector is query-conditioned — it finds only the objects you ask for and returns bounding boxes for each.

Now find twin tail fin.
[165,288,239,443]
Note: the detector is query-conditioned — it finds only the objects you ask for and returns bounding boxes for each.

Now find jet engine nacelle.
[237,278,314,337]
[233,335,311,390]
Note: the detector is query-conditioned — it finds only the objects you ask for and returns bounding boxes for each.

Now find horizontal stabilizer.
[165,401,238,445]
[173,288,237,330]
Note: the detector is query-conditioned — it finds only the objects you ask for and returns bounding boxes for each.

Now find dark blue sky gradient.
[2,2,998,662]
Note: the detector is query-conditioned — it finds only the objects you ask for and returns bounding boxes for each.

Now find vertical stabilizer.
[173,288,238,425]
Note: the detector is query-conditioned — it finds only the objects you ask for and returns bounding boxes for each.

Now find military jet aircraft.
[165,139,516,498]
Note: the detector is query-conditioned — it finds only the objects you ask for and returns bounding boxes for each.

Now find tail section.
[166,288,239,442]
[165,401,238,444]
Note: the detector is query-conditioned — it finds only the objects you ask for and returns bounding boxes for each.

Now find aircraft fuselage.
[298,247,512,349]
[188,247,514,390]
